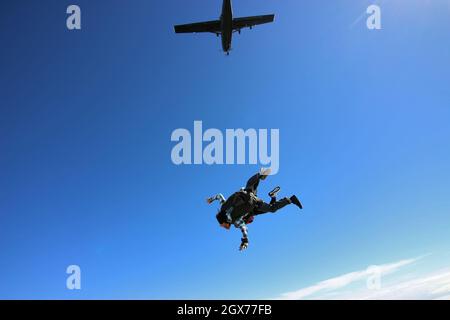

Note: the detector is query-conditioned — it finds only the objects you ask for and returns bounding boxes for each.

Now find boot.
[268,186,281,198]
[290,195,303,209]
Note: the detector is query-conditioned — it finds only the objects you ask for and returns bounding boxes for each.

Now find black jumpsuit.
[244,173,291,216]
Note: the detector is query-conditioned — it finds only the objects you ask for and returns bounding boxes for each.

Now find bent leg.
[253,197,291,215]
[245,173,261,195]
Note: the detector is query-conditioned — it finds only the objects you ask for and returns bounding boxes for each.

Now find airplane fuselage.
[174,0,274,54]
[220,0,233,53]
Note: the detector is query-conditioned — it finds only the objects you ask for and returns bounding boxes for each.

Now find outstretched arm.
[206,193,226,205]
[234,218,249,251]
[239,225,249,251]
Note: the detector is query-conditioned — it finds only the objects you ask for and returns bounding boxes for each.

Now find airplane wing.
[232,14,275,31]
[174,20,221,34]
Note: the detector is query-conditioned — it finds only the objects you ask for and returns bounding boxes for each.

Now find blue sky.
[0,0,449,299]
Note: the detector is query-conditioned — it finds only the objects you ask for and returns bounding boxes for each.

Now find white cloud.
[277,255,450,300]
[349,268,450,300]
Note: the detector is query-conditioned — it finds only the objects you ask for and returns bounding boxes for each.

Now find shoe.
[290,195,303,209]
[268,186,281,198]
[259,168,272,180]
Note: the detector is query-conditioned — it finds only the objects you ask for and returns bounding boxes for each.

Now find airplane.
[174,0,275,55]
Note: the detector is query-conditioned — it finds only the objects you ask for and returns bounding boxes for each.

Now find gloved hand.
[239,238,249,251]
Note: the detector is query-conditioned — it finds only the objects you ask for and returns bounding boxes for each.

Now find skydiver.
[207,169,303,251]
